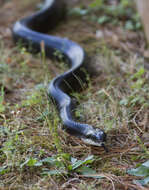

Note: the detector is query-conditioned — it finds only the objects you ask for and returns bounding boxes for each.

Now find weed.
[70,0,142,31]
[1,0,149,189]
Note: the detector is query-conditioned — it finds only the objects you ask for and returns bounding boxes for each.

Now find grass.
[70,0,142,31]
[0,0,149,189]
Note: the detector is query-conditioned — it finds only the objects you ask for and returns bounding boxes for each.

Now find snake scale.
[12,0,107,148]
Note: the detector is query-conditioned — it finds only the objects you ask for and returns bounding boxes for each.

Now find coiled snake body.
[12,0,107,148]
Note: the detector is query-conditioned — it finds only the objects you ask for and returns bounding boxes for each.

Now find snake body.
[12,0,106,147]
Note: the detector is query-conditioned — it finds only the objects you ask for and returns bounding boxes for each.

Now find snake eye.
[86,130,106,143]
[96,130,106,142]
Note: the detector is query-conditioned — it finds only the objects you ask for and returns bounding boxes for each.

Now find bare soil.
[0,0,149,190]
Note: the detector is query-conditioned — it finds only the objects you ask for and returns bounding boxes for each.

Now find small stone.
[96,30,104,38]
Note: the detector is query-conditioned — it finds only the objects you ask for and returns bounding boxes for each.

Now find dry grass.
[0,0,149,189]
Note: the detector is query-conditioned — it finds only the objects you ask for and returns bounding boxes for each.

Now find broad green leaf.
[71,155,94,170]
[41,156,64,168]
[71,160,85,170]
[76,165,96,175]
[127,165,149,177]
[119,98,128,106]
[41,169,66,176]
[26,158,38,167]
[41,157,56,164]
[61,153,70,161]
[34,161,43,166]
[20,158,42,168]
[84,155,94,163]
[134,176,149,186]
[71,157,78,164]
[97,16,110,24]
[142,160,149,168]
[0,166,9,175]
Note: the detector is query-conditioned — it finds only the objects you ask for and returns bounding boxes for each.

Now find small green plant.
[21,88,44,107]
[70,0,142,31]
[19,154,101,178]
[46,108,63,154]
[128,160,149,186]
[119,67,148,108]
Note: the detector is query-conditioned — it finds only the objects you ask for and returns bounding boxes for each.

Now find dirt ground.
[0,0,149,190]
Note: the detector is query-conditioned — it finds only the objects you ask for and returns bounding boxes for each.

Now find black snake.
[12,0,107,148]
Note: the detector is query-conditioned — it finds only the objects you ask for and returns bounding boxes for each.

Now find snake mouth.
[81,137,103,146]
[81,137,108,152]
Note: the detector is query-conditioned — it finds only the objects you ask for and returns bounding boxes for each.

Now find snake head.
[81,128,107,148]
